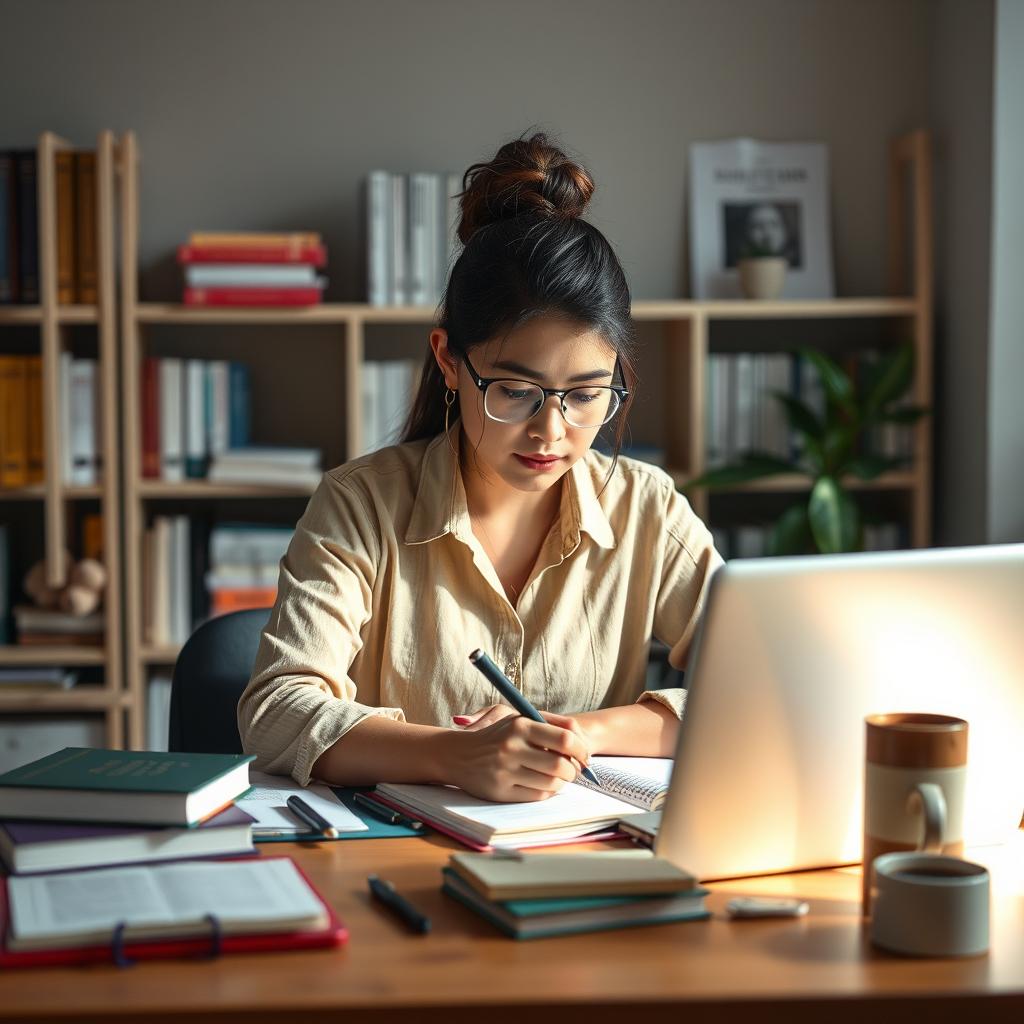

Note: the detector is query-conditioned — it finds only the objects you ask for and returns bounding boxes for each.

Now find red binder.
[0,856,347,968]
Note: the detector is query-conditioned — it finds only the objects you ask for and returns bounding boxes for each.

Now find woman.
[238,133,721,803]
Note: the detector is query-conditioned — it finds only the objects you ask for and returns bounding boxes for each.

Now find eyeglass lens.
[484,382,620,428]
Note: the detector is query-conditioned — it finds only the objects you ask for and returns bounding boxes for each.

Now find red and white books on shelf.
[177,232,327,307]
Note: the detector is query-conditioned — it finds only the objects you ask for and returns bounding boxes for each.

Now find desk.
[2,833,1022,1024]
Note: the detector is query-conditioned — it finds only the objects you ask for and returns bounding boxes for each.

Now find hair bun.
[457,132,595,245]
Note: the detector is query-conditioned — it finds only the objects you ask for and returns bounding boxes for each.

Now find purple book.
[0,804,256,875]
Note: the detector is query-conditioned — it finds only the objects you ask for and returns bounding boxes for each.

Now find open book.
[374,756,672,849]
[4,857,331,953]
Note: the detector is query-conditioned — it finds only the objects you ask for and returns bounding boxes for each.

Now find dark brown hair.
[401,132,636,468]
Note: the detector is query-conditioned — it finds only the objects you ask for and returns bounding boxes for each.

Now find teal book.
[441,868,710,940]
[0,748,254,827]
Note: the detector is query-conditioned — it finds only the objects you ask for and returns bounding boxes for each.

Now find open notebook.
[374,756,672,849]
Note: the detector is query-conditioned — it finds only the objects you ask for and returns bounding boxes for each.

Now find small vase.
[738,256,787,300]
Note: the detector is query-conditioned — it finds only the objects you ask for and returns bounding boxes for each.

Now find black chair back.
[168,608,270,753]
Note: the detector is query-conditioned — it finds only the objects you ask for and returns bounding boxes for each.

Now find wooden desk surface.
[2,833,1022,1024]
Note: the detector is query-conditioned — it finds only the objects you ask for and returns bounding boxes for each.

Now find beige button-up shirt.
[238,429,722,785]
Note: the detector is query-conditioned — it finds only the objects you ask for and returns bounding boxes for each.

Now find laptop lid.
[655,544,1024,881]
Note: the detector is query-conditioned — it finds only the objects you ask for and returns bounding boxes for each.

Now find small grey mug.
[870,851,990,957]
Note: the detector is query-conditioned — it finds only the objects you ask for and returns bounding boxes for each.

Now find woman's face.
[746,203,787,254]
[434,316,620,498]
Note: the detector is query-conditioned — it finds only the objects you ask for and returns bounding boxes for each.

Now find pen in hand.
[368,874,431,934]
[468,648,600,785]
[285,794,339,839]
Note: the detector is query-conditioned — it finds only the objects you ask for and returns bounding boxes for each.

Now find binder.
[0,856,346,968]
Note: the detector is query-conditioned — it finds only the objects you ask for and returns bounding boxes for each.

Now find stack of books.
[12,606,104,647]
[442,850,708,939]
[0,747,257,876]
[204,523,293,617]
[0,747,345,965]
[361,359,419,454]
[178,231,327,307]
[207,445,322,489]
[0,148,98,306]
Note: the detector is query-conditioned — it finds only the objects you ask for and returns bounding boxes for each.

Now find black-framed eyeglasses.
[461,351,629,429]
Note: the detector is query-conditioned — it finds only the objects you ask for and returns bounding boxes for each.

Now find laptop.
[650,543,1024,881]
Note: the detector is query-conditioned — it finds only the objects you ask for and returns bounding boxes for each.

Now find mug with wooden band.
[862,712,968,912]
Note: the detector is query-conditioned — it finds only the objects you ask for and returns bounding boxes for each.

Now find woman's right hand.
[443,712,592,802]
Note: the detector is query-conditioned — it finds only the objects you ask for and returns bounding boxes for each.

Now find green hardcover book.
[0,748,254,827]
[441,868,710,940]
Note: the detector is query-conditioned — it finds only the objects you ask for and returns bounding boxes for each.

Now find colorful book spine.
[74,151,98,304]
[55,152,76,305]
[187,231,321,249]
[0,356,28,487]
[228,363,250,448]
[14,152,38,304]
[184,264,318,288]
[176,242,326,265]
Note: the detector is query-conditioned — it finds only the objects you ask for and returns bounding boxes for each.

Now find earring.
[444,388,457,447]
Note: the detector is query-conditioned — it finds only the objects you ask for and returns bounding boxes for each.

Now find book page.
[583,757,674,810]
[8,858,324,946]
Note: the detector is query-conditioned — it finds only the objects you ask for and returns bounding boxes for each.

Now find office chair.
[168,608,271,754]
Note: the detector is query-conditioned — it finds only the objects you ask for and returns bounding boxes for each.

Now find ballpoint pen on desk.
[367,875,432,934]
[468,648,601,786]
[352,792,426,831]
[285,795,339,839]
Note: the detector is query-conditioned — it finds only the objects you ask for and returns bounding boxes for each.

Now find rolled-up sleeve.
[636,483,723,719]
[237,470,405,785]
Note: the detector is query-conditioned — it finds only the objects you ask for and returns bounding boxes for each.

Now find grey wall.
[0,0,930,301]
[988,0,1024,543]
[928,0,995,545]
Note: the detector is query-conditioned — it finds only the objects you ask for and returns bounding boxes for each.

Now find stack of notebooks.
[373,756,673,850]
[442,849,708,939]
[0,747,345,965]
[178,231,327,306]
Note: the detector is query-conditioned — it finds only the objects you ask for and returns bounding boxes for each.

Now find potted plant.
[687,345,928,554]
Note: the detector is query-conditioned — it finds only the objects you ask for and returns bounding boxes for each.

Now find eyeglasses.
[461,351,629,429]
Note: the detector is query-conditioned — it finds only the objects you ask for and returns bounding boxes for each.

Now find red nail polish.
[453,715,472,725]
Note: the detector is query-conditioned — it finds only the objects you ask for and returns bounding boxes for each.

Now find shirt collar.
[404,426,615,551]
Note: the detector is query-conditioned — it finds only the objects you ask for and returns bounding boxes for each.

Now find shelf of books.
[113,129,932,749]
[0,130,124,758]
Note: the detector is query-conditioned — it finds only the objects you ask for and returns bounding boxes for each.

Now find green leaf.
[687,453,798,489]
[878,405,929,424]
[773,392,824,440]
[864,346,914,418]
[808,476,861,553]
[800,349,854,412]
[768,504,813,556]
[845,455,908,480]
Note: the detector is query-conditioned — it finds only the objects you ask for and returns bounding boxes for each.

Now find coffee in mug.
[862,712,968,911]
[870,851,989,957]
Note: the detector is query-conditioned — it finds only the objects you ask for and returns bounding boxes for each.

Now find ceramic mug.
[862,713,968,911]
[870,851,990,956]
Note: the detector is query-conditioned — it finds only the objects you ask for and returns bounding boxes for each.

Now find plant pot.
[738,256,787,300]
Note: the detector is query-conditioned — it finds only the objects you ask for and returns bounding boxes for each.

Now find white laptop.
[652,543,1024,880]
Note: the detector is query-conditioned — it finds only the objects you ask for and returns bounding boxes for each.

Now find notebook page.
[583,757,674,810]
[238,770,367,833]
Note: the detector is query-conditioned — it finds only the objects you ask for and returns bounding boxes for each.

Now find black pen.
[352,791,425,831]
[468,648,600,785]
[367,874,431,934]
[285,794,339,838]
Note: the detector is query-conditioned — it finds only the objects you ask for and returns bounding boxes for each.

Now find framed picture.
[688,139,834,300]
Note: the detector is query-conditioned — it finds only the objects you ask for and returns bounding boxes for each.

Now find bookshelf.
[0,130,124,746]
[116,129,932,750]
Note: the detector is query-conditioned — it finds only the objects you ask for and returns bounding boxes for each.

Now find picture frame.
[688,139,835,300]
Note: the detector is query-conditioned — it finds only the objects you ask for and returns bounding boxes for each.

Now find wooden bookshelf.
[0,130,124,747]
[113,129,933,750]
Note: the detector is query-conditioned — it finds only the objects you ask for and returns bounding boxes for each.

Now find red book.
[183,286,323,307]
[140,356,161,479]
[177,243,327,266]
